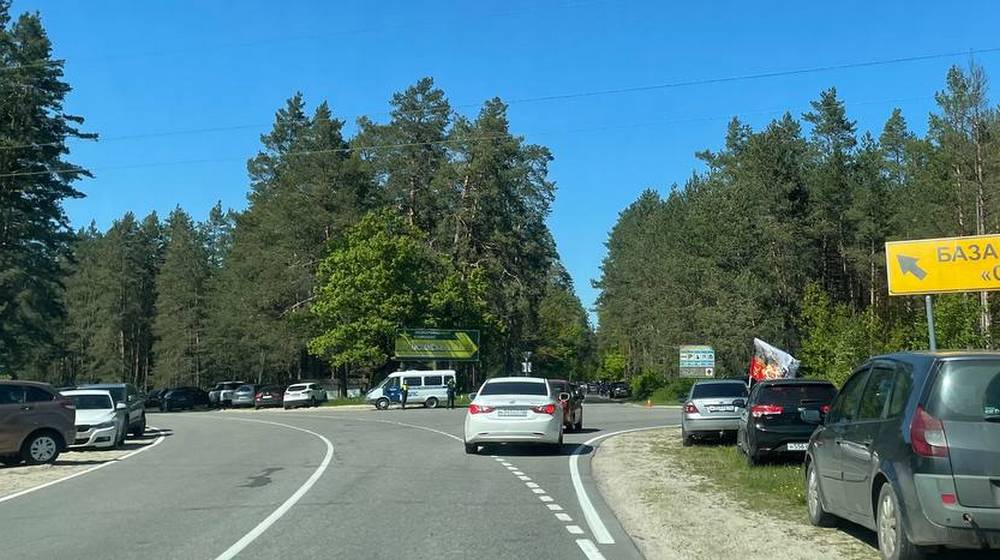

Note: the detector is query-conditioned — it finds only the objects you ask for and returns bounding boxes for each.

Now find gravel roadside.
[591,427,878,560]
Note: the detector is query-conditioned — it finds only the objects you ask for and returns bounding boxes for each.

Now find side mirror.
[467,393,477,401]
[115,402,127,411]
[558,392,571,402]
[801,409,822,424]
[732,398,747,408]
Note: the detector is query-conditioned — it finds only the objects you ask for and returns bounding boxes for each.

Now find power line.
[0,94,932,180]
[1,45,993,153]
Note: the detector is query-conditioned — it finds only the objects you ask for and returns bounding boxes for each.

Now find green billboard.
[394,329,480,361]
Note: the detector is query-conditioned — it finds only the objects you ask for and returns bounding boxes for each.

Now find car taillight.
[532,403,557,415]
[820,404,831,414]
[910,405,949,458]
[751,404,783,418]
[58,398,75,410]
[683,402,698,414]
[255,393,262,399]
[469,404,494,414]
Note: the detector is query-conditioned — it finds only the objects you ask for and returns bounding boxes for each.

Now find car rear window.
[692,383,747,399]
[927,360,1000,421]
[236,385,253,392]
[549,382,568,393]
[480,381,548,396]
[758,384,836,406]
[288,384,307,392]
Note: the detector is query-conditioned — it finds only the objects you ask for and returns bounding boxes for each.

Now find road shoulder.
[590,427,876,560]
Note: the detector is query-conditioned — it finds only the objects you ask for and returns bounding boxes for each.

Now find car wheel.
[681,428,693,447]
[283,405,290,410]
[425,397,439,409]
[375,398,390,410]
[21,432,61,465]
[464,442,477,454]
[877,483,923,560]
[130,414,146,437]
[806,461,837,527]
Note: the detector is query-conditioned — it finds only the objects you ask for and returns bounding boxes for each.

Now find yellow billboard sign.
[886,234,1000,295]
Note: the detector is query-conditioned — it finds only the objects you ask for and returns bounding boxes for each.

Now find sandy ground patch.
[592,427,878,560]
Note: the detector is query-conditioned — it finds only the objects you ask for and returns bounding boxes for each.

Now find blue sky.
[14,0,1000,321]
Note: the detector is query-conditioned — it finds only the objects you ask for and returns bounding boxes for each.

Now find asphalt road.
[0,398,679,560]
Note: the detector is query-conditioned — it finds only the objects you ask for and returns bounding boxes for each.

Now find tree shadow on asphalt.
[486,442,594,458]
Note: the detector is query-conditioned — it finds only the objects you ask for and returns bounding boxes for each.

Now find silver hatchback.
[681,379,748,446]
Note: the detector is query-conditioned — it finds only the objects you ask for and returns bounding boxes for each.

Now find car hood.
[76,409,117,425]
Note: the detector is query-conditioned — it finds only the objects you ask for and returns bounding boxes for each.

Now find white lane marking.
[512,471,525,476]
[213,418,334,560]
[526,482,540,488]
[539,495,554,502]
[566,525,585,535]
[547,504,563,511]
[501,462,512,467]
[517,475,531,481]
[531,488,546,494]
[570,424,677,545]
[0,427,169,505]
[556,513,573,522]
[506,466,518,471]
[575,539,608,560]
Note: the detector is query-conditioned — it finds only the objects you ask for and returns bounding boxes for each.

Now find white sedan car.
[60,389,126,449]
[463,376,563,454]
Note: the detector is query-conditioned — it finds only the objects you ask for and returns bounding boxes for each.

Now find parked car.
[805,351,1000,559]
[61,389,126,449]
[548,379,584,432]
[144,388,168,409]
[254,385,286,409]
[681,379,749,446]
[160,387,210,412]
[78,383,146,437]
[609,382,630,399]
[208,381,245,408]
[737,379,835,465]
[283,383,327,409]
[0,381,76,465]
[464,376,563,454]
[230,384,256,408]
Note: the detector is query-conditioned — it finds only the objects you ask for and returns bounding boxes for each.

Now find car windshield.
[479,382,548,396]
[927,360,1000,421]
[68,394,113,410]
[758,384,836,406]
[692,383,747,399]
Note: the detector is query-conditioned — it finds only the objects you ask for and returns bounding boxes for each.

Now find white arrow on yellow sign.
[886,234,1000,296]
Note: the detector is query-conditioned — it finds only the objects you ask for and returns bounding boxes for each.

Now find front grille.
[77,425,90,432]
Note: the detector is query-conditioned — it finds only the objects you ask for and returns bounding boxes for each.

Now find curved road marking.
[569,425,677,544]
[212,418,334,560]
[0,427,169,505]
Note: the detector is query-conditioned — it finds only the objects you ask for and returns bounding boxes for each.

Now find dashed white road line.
[547,504,564,511]
[575,539,608,560]
[518,475,531,481]
[566,525,585,535]
[0,427,169,505]
[539,495,554,502]
[526,482,540,488]
[212,418,334,560]
[556,513,573,522]
[569,424,677,545]
[531,488,546,494]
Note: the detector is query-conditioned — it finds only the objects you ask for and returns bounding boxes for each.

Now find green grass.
[653,438,808,521]
[319,398,367,407]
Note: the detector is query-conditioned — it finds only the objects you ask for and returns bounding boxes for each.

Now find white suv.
[283,383,327,409]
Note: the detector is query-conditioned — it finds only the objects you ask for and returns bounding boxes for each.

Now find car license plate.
[786,442,808,451]
[497,409,527,418]
[263,395,272,399]
[707,405,735,413]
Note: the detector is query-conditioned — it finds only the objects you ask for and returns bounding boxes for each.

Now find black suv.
[737,379,836,465]
[805,352,1000,559]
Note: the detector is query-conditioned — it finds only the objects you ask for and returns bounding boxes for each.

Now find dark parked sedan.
[254,385,286,409]
[144,388,167,408]
[159,387,210,412]
[737,379,836,465]
[805,352,1000,559]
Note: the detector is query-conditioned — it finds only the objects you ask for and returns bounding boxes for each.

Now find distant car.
[681,379,749,446]
[144,388,168,408]
[548,379,584,432]
[609,382,630,399]
[254,385,286,409]
[737,379,835,465]
[209,381,245,408]
[159,387,210,412]
[61,389,126,449]
[230,384,256,408]
[78,383,146,437]
[805,352,1000,559]
[0,381,76,465]
[283,383,326,409]
[464,376,563,454]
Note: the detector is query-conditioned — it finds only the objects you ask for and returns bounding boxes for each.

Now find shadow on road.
[487,442,593,458]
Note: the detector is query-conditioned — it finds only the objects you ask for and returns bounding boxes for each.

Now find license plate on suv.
[786,442,808,451]
[497,409,527,418]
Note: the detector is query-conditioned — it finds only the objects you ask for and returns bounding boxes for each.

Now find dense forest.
[596,62,1000,393]
[0,4,594,391]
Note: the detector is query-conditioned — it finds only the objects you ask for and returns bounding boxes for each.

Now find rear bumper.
[751,424,816,453]
[231,397,254,407]
[254,399,282,407]
[911,474,1000,548]
[464,416,561,445]
[682,416,740,434]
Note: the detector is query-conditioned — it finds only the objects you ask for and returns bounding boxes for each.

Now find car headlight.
[95,420,117,429]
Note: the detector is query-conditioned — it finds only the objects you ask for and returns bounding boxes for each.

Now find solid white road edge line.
[212,418,334,560]
[575,539,608,560]
[0,427,169,505]
[569,424,677,545]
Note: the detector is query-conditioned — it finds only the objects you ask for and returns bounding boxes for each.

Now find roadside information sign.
[886,234,1000,295]
[394,329,480,361]
[680,345,715,378]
